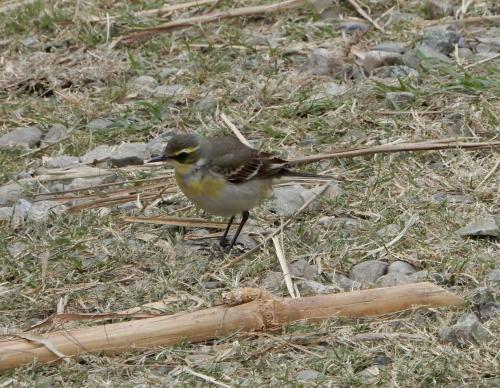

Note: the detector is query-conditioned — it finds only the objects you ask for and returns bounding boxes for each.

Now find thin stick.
[88,0,218,22]
[181,367,231,388]
[121,0,304,44]
[288,140,500,166]
[464,52,500,69]
[347,0,384,32]
[123,215,239,229]
[425,14,500,26]
[205,0,223,14]
[221,181,331,269]
[475,160,500,190]
[272,236,296,298]
[361,214,418,259]
[220,113,252,147]
[351,332,426,342]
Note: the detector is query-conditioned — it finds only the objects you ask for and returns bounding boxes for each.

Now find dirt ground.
[0,0,499,386]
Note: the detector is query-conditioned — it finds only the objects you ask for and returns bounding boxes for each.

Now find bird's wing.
[209,137,289,184]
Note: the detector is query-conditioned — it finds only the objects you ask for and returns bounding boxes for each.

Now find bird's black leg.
[226,210,249,252]
[220,215,235,247]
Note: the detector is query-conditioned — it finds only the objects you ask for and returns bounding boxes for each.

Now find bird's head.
[148,134,204,167]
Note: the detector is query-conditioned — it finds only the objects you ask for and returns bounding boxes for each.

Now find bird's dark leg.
[226,210,249,252]
[220,215,235,247]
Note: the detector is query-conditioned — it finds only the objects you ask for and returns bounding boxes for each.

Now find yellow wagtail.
[149,134,329,251]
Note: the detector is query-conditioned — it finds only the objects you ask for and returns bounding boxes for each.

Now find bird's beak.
[147,155,170,163]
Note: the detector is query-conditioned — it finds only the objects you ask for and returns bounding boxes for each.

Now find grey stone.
[21,35,39,48]
[296,369,321,382]
[109,142,148,167]
[27,201,65,222]
[16,171,31,179]
[153,84,184,98]
[471,287,499,321]
[319,216,365,239]
[0,182,25,206]
[412,271,446,284]
[158,67,178,79]
[192,97,218,114]
[486,269,500,285]
[80,145,113,164]
[363,51,403,72]
[117,201,140,211]
[290,259,318,280]
[309,48,344,76]
[476,28,500,46]
[440,313,493,346]
[7,242,28,258]
[370,65,419,79]
[308,82,349,101]
[270,184,306,217]
[43,124,67,144]
[0,207,14,222]
[376,272,415,287]
[146,131,177,158]
[43,155,80,169]
[416,45,453,63]
[442,112,468,136]
[350,260,388,283]
[373,42,406,54]
[358,366,380,385]
[0,126,42,149]
[296,279,336,295]
[479,302,500,321]
[475,43,498,54]
[422,27,461,55]
[373,353,392,366]
[88,118,113,130]
[232,232,259,250]
[388,261,416,274]
[327,273,362,291]
[423,0,453,20]
[14,199,32,220]
[262,271,283,293]
[387,11,422,24]
[431,193,473,204]
[130,75,158,95]
[376,223,400,238]
[1,200,29,226]
[339,21,369,33]
[456,48,474,59]
[311,0,341,19]
[67,176,115,191]
[471,287,494,305]
[385,92,416,109]
[402,49,421,69]
[310,180,343,200]
[456,215,499,238]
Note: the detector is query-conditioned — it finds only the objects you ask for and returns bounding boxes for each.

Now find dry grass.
[1,0,499,386]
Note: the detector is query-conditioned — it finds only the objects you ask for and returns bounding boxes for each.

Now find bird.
[149,133,329,251]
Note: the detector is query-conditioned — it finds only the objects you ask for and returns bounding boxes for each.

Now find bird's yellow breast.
[175,165,225,199]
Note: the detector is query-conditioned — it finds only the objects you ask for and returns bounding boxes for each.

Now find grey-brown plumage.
[149,133,328,251]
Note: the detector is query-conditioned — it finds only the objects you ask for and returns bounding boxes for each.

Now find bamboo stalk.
[0,283,463,371]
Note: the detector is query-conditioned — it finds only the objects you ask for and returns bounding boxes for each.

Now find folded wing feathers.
[225,154,289,183]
